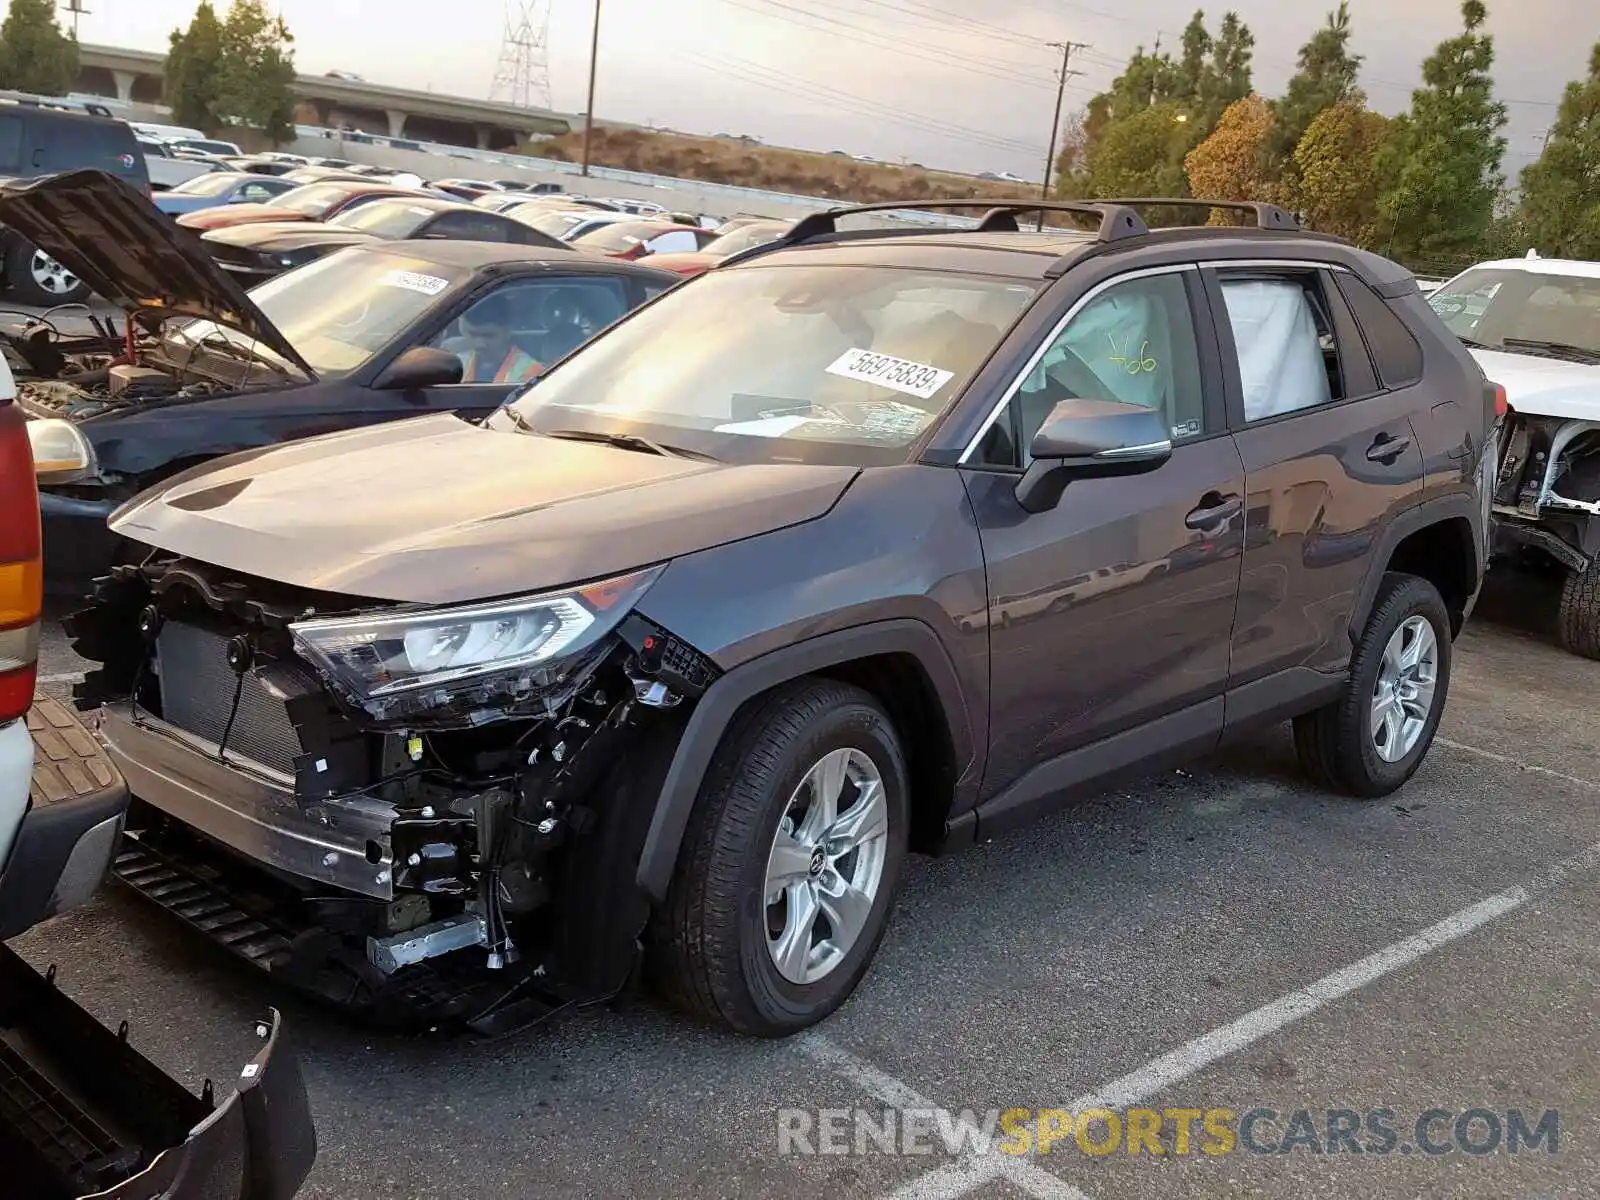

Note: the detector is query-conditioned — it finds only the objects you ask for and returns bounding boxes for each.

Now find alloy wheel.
[763,747,889,985]
[1370,614,1438,763]
[30,250,81,297]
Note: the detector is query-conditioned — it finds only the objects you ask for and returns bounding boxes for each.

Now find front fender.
[634,618,975,900]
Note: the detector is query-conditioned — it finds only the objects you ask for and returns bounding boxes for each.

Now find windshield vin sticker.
[825,348,954,400]
[380,270,450,295]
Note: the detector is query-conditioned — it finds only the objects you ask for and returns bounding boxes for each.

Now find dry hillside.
[525,126,1033,206]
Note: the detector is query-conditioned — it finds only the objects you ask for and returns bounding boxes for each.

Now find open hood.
[110,412,859,604]
[0,169,314,376]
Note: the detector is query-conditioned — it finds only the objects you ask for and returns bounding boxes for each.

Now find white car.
[1428,252,1600,656]
[514,206,649,242]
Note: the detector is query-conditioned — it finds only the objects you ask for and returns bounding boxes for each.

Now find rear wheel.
[650,679,908,1036]
[1294,573,1452,797]
[5,239,90,306]
[1557,565,1600,659]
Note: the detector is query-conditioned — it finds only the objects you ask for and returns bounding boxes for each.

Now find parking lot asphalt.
[19,566,1598,1200]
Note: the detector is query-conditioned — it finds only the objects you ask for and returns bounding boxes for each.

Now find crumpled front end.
[1492,409,1600,570]
[67,553,718,1029]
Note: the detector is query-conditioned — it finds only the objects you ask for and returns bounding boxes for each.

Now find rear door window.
[1217,272,1346,422]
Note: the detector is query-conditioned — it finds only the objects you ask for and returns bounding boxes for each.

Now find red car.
[175,179,444,233]
[569,219,720,260]
[637,217,793,277]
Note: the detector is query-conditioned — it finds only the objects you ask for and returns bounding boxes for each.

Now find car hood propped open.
[0,169,314,375]
[110,413,860,604]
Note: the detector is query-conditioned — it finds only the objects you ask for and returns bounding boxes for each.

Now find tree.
[1292,95,1395,245]
[1375,0,1507,265]
[1052,110,1090,197]
[215,0,297,143]
[0,0,79,96]
[1196,13,1255,134]
[1086,101,1191,200]
[1185,94,1276,216]
[1516,41,1600,259]
[165,1,227,134]
[1269,3,1363,166]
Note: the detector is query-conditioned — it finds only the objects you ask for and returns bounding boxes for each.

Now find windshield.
[703,223,788,256]
[498,264,1038,465]
[275,183,362,217]
[172,173,242,197]
[520,210,593,240]
[573,222,660,252]
[172,249,466,375]
[173,138,237,155]
[331,201,435,237]
[1429,267,1600,359]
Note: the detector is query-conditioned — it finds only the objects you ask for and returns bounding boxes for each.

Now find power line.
[679,47,1047,159]
[711,0,1075,95]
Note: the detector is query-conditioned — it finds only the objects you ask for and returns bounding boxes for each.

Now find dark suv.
[0,103,149,304]
[65,199,1494,1038]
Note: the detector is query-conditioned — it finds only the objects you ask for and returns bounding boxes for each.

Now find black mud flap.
[0,944,316,1199]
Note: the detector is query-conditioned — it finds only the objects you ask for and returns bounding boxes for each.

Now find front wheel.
[1294,573,1452,797]
[1557,565,1600,659]
[650,679,908,1036]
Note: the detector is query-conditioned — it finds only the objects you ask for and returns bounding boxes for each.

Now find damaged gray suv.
[67,199,1494,1037]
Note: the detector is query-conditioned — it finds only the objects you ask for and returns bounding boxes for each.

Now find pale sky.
[69,0,1590,179]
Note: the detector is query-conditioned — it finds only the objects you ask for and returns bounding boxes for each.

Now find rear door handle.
[1185,493,1241,529]
[1366,433,1412,464]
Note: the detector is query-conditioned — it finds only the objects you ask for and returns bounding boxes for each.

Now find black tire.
[649,679,908,1036]
[1557,567,1600,659]
[1293,573,1452,798]
[5,237,90,306]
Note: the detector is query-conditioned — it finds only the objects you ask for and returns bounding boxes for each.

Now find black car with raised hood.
[201,195,569,283]
[0,170,676,596]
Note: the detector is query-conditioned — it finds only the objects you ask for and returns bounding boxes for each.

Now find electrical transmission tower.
[491,0,553,110]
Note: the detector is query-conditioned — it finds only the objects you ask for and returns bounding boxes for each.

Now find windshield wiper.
[1499,337,1600,364]
[1456,335,1494,350]
[542,428,716,461]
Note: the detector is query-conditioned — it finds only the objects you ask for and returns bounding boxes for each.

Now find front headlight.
[290,566,663,706]
[26,418,96,485]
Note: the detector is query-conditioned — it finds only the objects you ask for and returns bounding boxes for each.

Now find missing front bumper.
[97,703,398,900]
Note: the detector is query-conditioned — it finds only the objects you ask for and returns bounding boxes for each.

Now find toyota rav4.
[65,199,1494,1037]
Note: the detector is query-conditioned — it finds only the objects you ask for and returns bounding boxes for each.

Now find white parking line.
[797,1034,1091,1200]
[1436,735,1600,790]
[839,832,1600,1200]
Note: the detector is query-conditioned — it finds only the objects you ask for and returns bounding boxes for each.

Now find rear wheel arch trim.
[1350,495,1484,643]
[634,619,975,901]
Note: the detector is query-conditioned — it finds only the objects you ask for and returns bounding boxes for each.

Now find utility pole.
[1040,41,1087,229]
[580,0,602,178]
[60,0,90,39]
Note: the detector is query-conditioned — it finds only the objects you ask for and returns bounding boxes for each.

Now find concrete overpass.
[76,44,569,151]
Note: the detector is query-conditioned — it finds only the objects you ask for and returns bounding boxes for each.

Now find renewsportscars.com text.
[776,1106,1560,1158]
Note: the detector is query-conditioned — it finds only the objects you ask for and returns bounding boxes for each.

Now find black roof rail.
[777,198,1150,248]
[1095,197,1300,230]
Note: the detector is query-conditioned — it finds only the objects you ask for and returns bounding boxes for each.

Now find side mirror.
[1014,398,1173,514]
[373,346,464,390]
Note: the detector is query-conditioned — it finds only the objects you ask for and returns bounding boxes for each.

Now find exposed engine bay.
[67,556,719,1032]
[1493,412,1600,569]
[4,311,284,426]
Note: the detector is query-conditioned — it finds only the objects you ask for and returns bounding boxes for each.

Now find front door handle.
[1366,433,1412,464]
[1185,492,1241,529]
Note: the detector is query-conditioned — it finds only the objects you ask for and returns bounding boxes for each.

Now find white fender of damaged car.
[1470,347,1600,422]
